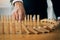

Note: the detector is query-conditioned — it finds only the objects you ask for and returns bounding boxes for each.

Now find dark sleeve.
[10,0,13,3]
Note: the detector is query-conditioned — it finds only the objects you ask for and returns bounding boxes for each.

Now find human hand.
[12,2,25,21]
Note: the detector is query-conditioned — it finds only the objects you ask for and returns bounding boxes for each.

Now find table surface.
[0,25,60,40]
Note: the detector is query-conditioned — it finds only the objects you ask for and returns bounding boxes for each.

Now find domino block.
[15,21,21,34]
[40,19,58,30]
[16,21,22,34]
[0,15,4,34]
[0,21,4,34]
[0,14,58,34]
[34,26,50,33]
[9,16,16,34]
[2,16,9,34]
[33,15,37,27]
[37,15,40,26]
[25,15,30,27]
[26,15,38,34]
[22,15,30,34]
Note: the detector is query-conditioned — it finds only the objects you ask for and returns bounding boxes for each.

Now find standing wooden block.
[30,15,33,26]
[0,22,4,34]
[0,15,4,22]
[9,22,13,34]
[33,15,37,28]
[9,16,16,34]
[3,16,9,34]
[27,15,30,26]
[10,22,16,34]
[24,16,27,25]
[15,21,19,34]
[0,15,4,34]
[36,15,40,27]
[4,22,10,34]
[15,21,22,34]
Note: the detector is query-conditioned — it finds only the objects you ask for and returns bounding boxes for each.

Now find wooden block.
[7,16,12,23]
[15,21,22,34]
[33,15,37,27]
[15,21,19,34]
[0,15,4,34]
[37,15,40,26]
[30,15,33,26]
[27,15,38,34]
[41,19,58,30]
[33,15,36,21]
[22,21,30,34]
[27,26,38,34]
[47,25,55,30]
[40,19,48,26]
[37,15,40,21]
[9,22,16,34]
[33,26,44,33]
[3,15,7,21]
[37,26,50,33]
[27,15,30,26]
[0,15,4,23]
[30,15,32,21]
[24,16,27,25]
[0,22,4,34]
[3,16,9,34]
[21,16,27,33]
[4,22,10,34]
[11,15,16,22]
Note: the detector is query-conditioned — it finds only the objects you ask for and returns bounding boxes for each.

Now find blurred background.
[0,0,60,19]
[0,0,12,16]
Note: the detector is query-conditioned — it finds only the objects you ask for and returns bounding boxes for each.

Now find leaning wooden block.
[22,21,30,34]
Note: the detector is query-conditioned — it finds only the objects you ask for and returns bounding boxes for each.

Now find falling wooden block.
[26,15,38,34]
[21,16,29,34]
[0,15,57,34]
[40,19,58,30]
[27,26,38,34]
[22,15,31,34]
[22,15,30,34]
[22,21,30,34]
[47,25,55,30]
[37,26,50,33]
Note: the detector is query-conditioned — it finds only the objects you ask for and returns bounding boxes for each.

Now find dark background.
[10,0,60,19]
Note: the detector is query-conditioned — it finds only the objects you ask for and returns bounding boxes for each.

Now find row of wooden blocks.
[0,15,58,34]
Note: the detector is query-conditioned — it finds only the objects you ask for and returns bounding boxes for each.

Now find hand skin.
[12,2,25,21]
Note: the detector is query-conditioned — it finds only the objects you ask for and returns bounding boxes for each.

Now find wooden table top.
[0,26,60,40]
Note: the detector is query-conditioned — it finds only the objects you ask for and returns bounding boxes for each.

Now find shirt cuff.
[12,0,23,4]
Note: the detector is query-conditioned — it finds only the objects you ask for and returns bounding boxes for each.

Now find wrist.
[15,2,23,8]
